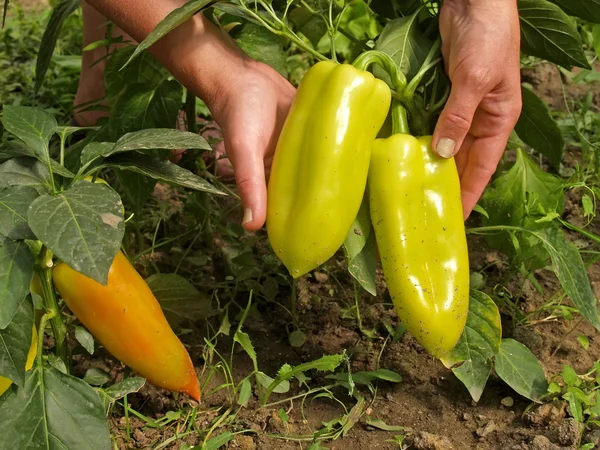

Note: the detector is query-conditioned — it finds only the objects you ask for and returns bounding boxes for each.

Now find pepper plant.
[1,0,600,448]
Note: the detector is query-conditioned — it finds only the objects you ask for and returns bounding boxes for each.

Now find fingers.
[224,135,268,232]
[432,71,486,159]
[459,134,510,220]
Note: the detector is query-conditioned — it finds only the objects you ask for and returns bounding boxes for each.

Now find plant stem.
[352,50,407,94]
[38,248,69,369]
[185,90,197,134]
[391,100,410,135]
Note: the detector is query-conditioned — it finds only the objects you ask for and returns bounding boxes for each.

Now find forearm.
[84,0,249,112]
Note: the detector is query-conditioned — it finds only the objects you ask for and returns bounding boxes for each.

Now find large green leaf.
[479,149,564,270]
[146,273,216,327]
[35,0,81,93]
[0,141,74,179]
[549,0,600,23]
[0,366,111,449]
[495,338,548,401]
[0,296,33,387]
[105,153,224,195]
[374,11,433,82]
[441,291,502,402]
[1,106,57,160]
[518,0,591,70]
[235,23,288,77]
[0,158,51,190]
[107,81,182,140]
[0,237,34,329]
[514,85,564,169]
[27,181,124,285]
[0,186,39,240]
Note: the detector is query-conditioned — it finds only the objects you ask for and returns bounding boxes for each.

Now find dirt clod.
[477,420,499,438]
[412,431,455,450]
[501,397,515,408]
[557,418,580,446]
[530,435,560,450]
[228,435,256,450]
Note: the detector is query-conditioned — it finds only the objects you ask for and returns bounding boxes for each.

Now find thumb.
[225,135,268,232]
[432,75,484,158]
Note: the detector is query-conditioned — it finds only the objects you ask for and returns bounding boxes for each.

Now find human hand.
[433,0,522,220]
[207,60,296,231]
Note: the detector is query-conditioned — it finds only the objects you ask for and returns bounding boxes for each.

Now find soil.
[90,63,600,450]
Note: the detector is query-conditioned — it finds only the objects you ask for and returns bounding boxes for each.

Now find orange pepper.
[53,251,200,401]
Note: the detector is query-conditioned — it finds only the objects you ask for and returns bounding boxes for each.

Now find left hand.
[432,0,523,220]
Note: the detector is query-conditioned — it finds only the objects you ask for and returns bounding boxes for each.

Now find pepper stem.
[351,50,407,94]
[391,100,410,135]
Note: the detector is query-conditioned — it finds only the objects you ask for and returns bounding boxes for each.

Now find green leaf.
[80,142,115,169]
[549,0,600,23]
[518,0,591,70]
[536,227,600,331]
[289,330,307,348]
[0,157,52,190]
[0,297,33,387]
[479,149,564,270]
[235,23,288,77]
[326,369,403,385]
[514,85,564,168]
[234,330,257,370]
[0,141,75,178]
[83,368,110,386]
[35,0,81,93]
[1,106,57,159]
[0,366,111,449]
[74,326,95,355]
[562,365,581,387]
[346,229,377,296]
[114,170,156,215]
[0,237,34,329]
[27,181,124,285]
[105,154,224,195]
[112,129,211,154]
[374,11,434,82]
[364,418,409,432]
[255,371,290,394]
[98,377,145,413]
[0,186,39,240]
[200,432,235,450]
[104,47,169,101]
[440,291,502,402]
[107,80,182,139]
[495,338,549,401]
[122,0,213,69]
[343,194,371,260]
[237,378,252,408]
[289,6,328,47]
[146,273,216,328]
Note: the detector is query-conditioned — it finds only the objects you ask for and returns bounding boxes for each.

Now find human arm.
[432,0,522,219]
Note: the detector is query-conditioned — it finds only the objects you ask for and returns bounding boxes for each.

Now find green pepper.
[267,59,392,278]
[368,105,469,358]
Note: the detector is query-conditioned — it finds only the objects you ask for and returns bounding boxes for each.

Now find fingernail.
[242,207,253,225]
[436,138,456,158]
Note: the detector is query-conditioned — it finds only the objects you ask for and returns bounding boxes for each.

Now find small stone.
[412,431,455,450]
[476,420,498,438]
[462,413,473,421]
[314,272,328,283]
[501,397,515,407]
[531,435,560,450]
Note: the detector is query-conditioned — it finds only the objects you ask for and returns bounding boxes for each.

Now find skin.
[76,0,521,228]
[432,0,523,220]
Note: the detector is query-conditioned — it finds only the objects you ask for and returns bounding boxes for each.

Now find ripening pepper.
[368,134,469,358]
[53,251,201,401]
[267,60,392,278]
[0,326,38,397]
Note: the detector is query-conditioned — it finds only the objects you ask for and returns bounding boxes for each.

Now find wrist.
[148,13,251,116]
